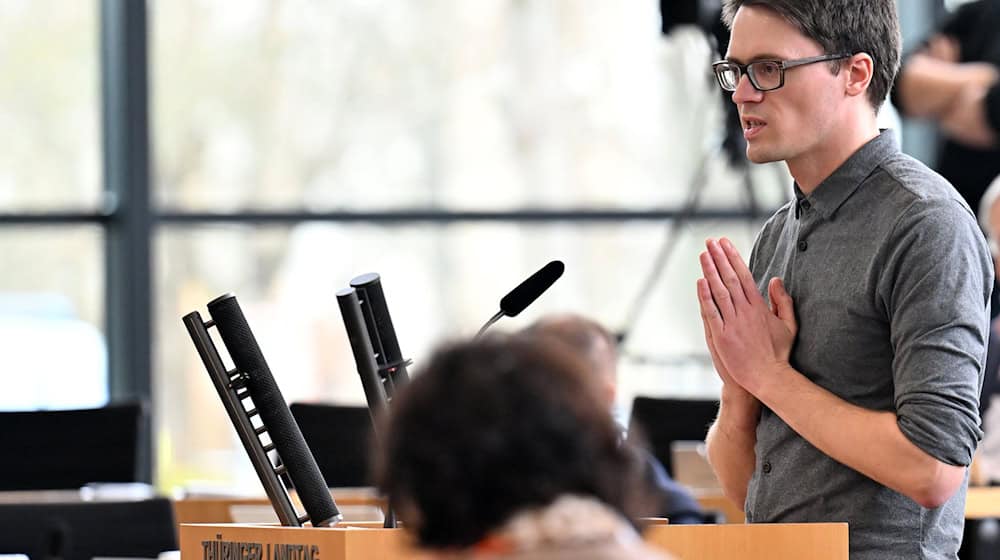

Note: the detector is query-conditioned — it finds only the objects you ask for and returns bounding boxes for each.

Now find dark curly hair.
[375,335,650,549]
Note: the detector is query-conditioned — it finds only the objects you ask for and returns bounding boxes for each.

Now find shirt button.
[762,461,772,474]
[800,199,811,210]
[797,240,808,252]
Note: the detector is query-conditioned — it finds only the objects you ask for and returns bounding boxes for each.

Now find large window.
[150,0,788,492]
[0,227,105,410]
[0,2,102,212]
[0,2,107,411]
[12,0,895,493]
[1,0,957,495]
[152,0,763,212]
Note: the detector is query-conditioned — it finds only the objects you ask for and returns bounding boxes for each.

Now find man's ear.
[844,53,874,99]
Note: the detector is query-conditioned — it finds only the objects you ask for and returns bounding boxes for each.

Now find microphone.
[349,273,410,395]
[336,287,390,420]
[206,294,341,527]
[477,260,565,337]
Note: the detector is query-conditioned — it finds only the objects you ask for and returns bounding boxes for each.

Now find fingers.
[706,239,747,309]
[697,277,725,334]
[768,277,797,333]
[701,308,729,378]
[700,248,737,321]
[699,280,736,385]
[720,237,764,305]
[767,277,788,307]
[704,237,760,314]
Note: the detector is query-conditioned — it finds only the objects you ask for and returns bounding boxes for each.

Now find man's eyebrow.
[723,53,786,64]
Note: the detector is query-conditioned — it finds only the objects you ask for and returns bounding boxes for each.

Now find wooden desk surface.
[693,490,746,524]
[173,487,384,525]
[646,522,848,560]
[175,489,751,528]
[965,486,1000,519]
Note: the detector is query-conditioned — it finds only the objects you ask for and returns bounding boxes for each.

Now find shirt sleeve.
[880,197,992,466]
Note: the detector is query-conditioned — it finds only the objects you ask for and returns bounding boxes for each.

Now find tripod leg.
[617,143,721,345]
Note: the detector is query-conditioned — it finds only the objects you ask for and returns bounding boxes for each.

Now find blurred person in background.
[376,336,672,560]
[974,174,1000,485]
[524,313,705,524]
[894,0,1000,213]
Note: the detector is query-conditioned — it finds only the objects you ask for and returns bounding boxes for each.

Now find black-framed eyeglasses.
[711,53,852,92]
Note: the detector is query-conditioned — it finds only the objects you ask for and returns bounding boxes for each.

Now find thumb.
[768,277,796,329]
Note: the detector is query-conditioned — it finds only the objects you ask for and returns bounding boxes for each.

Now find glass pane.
[0,226,107,410]
[152,0,790,212]
[155,220,761,491]
[0,2,102,211]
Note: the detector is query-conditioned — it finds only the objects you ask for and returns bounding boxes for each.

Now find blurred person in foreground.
[699,1,992,559]
[524,313,704,524]
[376,336,671,560]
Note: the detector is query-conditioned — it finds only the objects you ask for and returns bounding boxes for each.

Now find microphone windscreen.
[336,287,390,421]
[349,273,404,368]
[499,260,565,317]
[207,294,340,527]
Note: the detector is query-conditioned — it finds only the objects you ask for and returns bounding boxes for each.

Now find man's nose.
[731,73,764,104]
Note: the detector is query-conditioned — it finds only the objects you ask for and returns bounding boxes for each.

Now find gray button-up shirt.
[747,131,993,560]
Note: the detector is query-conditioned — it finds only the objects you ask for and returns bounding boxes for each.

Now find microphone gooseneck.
[476,310,506,339]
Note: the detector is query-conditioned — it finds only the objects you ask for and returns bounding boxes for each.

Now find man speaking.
[697,1,993,558]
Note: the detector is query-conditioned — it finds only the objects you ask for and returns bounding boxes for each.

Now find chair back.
[0,401,144,491]
[628,396,719,477]
[289,403,374,488]
[0,497,177,560]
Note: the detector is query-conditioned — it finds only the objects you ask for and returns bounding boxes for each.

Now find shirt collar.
[795,129,899,220]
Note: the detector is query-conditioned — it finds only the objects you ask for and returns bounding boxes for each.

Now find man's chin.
[745,146,780,164]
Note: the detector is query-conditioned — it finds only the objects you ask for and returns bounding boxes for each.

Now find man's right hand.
[698,281,752,392]
[697,276,760,429]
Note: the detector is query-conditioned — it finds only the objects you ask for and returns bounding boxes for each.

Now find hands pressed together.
[696,238,797,398]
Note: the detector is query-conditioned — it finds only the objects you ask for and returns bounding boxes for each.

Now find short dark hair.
[721,0,900,110]
[375,336,649,549]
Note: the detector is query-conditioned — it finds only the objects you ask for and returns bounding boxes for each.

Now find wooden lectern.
[646,523,847,559]
[964,486,1000,519]
[179,521,847,560]
[180,523,418,560]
